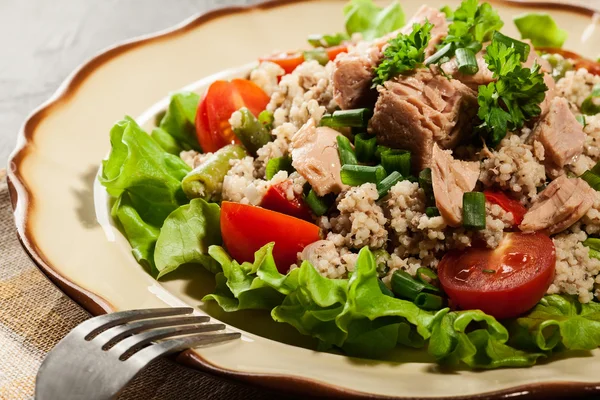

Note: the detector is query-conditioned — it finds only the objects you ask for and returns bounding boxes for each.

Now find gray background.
[0,0,262,166]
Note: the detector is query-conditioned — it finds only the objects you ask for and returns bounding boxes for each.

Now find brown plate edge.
[7,0,600,399]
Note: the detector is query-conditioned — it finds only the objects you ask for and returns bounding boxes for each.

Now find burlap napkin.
[0,168,293,400]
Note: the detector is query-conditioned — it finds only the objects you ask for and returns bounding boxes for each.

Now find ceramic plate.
[9,0,600,398]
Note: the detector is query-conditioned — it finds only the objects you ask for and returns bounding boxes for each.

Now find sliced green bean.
[232,107,272,156]
[182,144,247,200]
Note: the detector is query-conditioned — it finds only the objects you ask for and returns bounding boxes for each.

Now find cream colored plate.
[9,1,600,398]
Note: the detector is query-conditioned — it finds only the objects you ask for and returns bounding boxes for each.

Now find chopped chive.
[341,164,386,186]
[492,31,530,61]
[425,207,440,217]
[336,135,357,165]
[378,279,395,298]
[482,269,496,274]
[376,171,403,199]
[456,47,479,75]
[576,114,587,127]
[303,49,329,66]
[419,168,435,206]
[355,133,378,163]
[416,267,438,286]
[265,156,294,180]
[381,150,411,177]
[391,270,439,301]
[580,170,600,191]
[425,43,453,66]
[320,108,373,128]
[581,83,600,115]
[462,192,486,230]
[305,189,333,216]
[414,292,445,310]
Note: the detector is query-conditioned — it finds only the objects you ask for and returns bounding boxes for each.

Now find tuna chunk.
[440,49,495,91]
[532,97,585,168]
[301,240,336,267]
[520,175,595,234]
[331,5,448,110]
[523,43,556,116]
[431,144,480,227]
[369,70,478,170]
[291,119,346,196]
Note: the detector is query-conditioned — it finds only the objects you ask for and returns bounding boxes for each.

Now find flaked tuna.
[291,119,346,196]
[331,5,448,110]
[431,143,480,227]
[369,70,478,170]
[532,97,585,168]
[520,175,595,234]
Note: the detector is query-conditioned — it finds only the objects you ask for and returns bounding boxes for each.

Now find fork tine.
[126,332,241,368]
[76,308,194,340]
[95,315,211,349]
[112,323,226,359]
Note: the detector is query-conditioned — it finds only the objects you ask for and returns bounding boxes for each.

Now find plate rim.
[7,0,600,399]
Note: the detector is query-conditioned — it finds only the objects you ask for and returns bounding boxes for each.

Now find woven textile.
[0,169,290,400]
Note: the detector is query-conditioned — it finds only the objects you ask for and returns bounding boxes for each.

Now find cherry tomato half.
[537,47,600,76]
[260,181,312,221]
[484,190,527,226]
[220,202,320,272]
[195,79,270,153]
[438,232,556,319]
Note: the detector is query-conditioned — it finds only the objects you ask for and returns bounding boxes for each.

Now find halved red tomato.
[326,44,349,61]
[221,202,321,272]
[484,190,527,226]
[438,232,556,319]
[538,47,600,76]
[195,79,270,153]
[260,181,312,221]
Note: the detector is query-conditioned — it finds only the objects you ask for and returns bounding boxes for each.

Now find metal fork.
[35,308,240,400]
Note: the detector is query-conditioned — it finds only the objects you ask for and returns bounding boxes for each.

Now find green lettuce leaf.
[343,0,405,41]
[99,117,191,226]
[511,295,600,352]
[428,310,545,368]
[151,127,184,155]
[111,192,160,275]
[202,244,297,312]
[513,13,568,48]
[159,92,201,151]
[154,199,222,278]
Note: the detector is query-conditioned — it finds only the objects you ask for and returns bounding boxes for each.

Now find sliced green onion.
[581,83,600,115]
[580,170,600,191]
[462,192,486,230]
[378,279,395,298]
[265,156,294,180]
[376,171,403,199]
[390,270,439,301]
[307,32,348,48]
[425,43,453,66]
[320,108,373,128]
[375,145,392,161]
[492,31,530,61]
[341,164,386,186]
[336,135,357,165]
[456,47,479,75]
[414,292,445,310]
[381,150,411,177]
[305,189,333,216]
[372,248,390,268]
[416,267,438,286]
[576,114,587,127]
[303,49,329,66]
[419,168,435,206]
[355,133,378,163]
[425,207,440,218]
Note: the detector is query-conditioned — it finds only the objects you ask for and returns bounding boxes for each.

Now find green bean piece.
[258,110,274,130]
[414,292,445,310]
[182,144,247,200]
[232,108,272,156]
[462,192,486,230]
[589,248,600,260]
[305,189,333,216]
[341,164,386,186]
[151,127,183,155]
[378,279,395,298]
[419,168,435,206]
[320,108,373,128]
[304,49,329,66]
[265,156,294,180]
[425,207,440,218]
[336,135,357,165]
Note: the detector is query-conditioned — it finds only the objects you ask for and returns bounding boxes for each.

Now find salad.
[100,0,600,369]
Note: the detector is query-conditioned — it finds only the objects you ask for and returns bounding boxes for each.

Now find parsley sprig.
[372,22,433,88]
[426,0,503,74]
[477,35,548,146]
